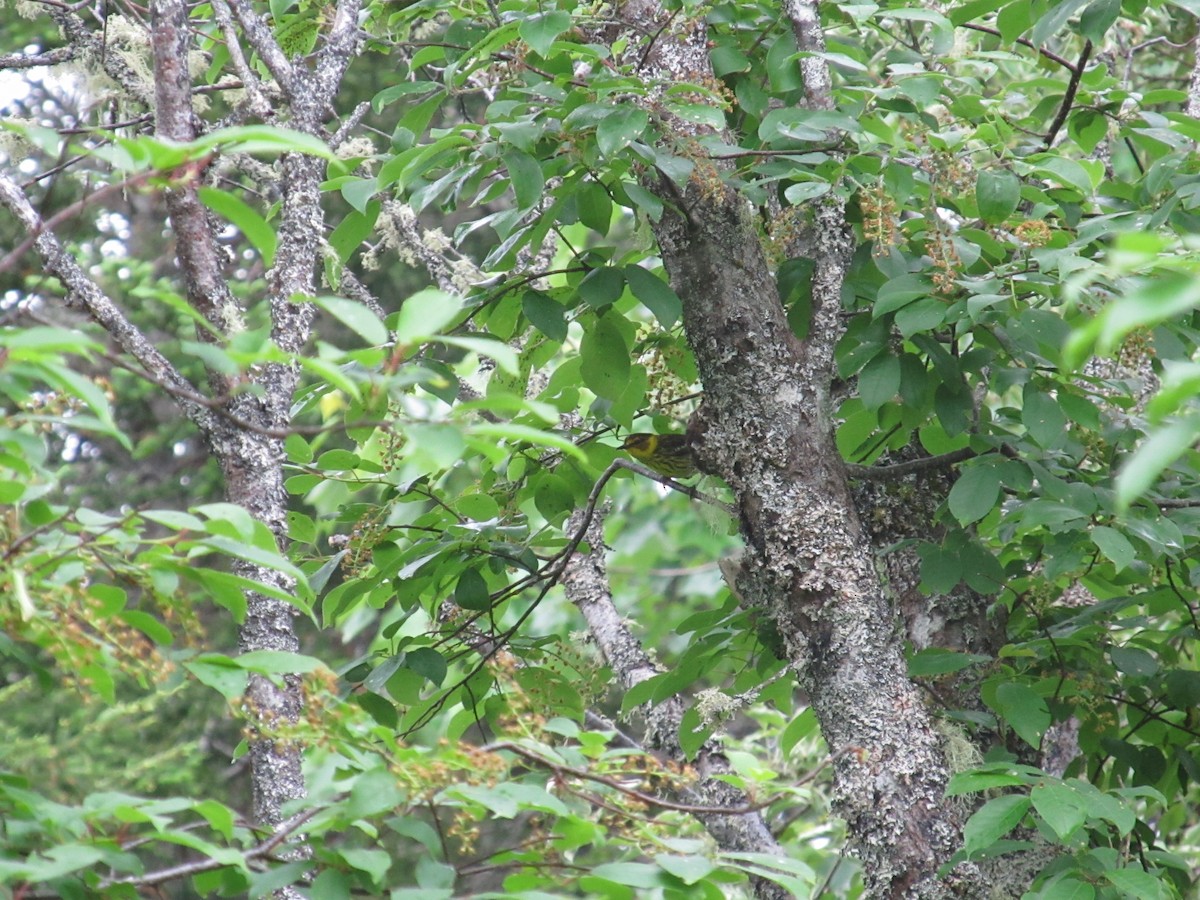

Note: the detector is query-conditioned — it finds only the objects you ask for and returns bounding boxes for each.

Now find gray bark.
[601,0,980,894]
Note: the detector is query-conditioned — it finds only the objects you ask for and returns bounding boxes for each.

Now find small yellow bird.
[620,433,697,479]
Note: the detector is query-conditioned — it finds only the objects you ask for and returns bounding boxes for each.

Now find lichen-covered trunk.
[654,183,973,896]
[219,438,306,834]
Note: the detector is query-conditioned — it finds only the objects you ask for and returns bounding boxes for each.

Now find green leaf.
[962,794,1031,855]
[454,568,491,611]
[908,649,991,677]
[440,334,519,374]
[1116,413,1200,510]
[311,295,388,345]
[1030,0,1089,45]
[1066,272,1200,368]
[580,314,630,401]
[393,289,463,343]
[198,187,277,265]
[1030,781,1086,840]
[597,107,648,157]
[655,855,715,885]
[1022,386,1067,448]
[1078,0,1119,41]
[589,862,667,888]
[948,461,1002,525]
[469,423,586,462]
[236,650,327,674]
[191,124,337,161]
[405,647,447,686]
[1109,645,1158,677]
[522,290,567,341]
[990,682,1050,748]
[859,353,900,409]
[186,658,249,699]
[579,267,625,309]
[1104,867,1169,899]
[1091,526,1135,572]
[975,170,1020,224]
[783,181,830,204]
[503,150,544,213]
[947,765,1042,795]
[875,274,932,316]
[534,472,575,525]
[624,265,681,328]
[576,180,613,234]
[622,181,663,220]
[519,9,572,56]
[341,848,391,886]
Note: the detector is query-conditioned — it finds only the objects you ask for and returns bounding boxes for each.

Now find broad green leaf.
[1022,386,1067,448]
[579,266,624,309]
[471,422,585,461]
[1091,526,1135,572]
[875,274,932,316]
[580,314,630,401]
[990,682,1050,748]
[1078,0,1119,41]
[962,794,1031,855]
[596,107,648,157]
[311,295,388,345]
[519,10,571,55]
[439,335,519,375]
[191,124,337,160]
[237,650,328,674]
[948,461,1002,525]
[522,290,568,341]
[655,854,715,885]
[503,150,544,212]
[393,289,463,342]
[624,265,681,328]
[976,170,1020,224]
[908,649,991,677]
[1031,781,1086,840]
[1115,414,1200,509]
[454,568,491,611]
[859,352,900,409]
[576,180,613,234]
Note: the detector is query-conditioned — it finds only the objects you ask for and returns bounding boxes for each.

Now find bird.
[620,433,697,479]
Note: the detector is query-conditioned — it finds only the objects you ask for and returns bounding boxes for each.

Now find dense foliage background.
[4,0,1200,896]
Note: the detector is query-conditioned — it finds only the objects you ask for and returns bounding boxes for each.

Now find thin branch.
[330,101,371,149]
[224,0,294,95]
[844,447,976,480]
[151,0,244,353]
[0,46,75,69]
[487,741,785,815]
[959,22,1079,73]
[98,808,320,890]
[1043,40,1093,149]
[210,0,274,120]
[0,170,216,434]
[49,7,156,107]
[0,167,164,277]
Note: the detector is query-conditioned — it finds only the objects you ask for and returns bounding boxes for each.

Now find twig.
[1043,40,1093,149]
[960,22,1078,72]
[210,0,273,119]
[843,447,975,480]
[0,168,163,278]
[98,807,320,889]
[619,458,736,513]
[0,171,216,435]
[486,741,776,815]
[0,46,75,69]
